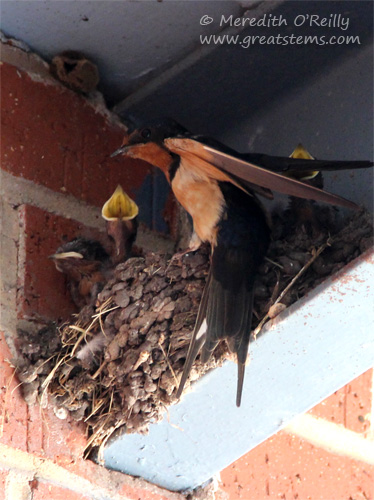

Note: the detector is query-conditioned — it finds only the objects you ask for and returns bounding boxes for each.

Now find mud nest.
[16,205,373,455]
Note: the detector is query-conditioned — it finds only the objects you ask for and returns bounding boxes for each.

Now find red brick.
[220,430,374,500]
[59,458,180,500]
[0,469,8,500]
[17,205,105,321]
[0,327,182,500]
[1,63,152,207]
[309,369,373,434]
[0,334,86,465]
[1,335,88,476]
[0,331,85,461]
[1,327,180,500]
[31,481,90,500]
[26,404,87,462]
[0,331,28,451]
[117,483,176,500]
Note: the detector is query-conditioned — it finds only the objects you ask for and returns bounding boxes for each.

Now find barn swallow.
[112,119,373,406]
[72,188,139,364]
[50,238,110,309]
[102,185,139,265]
[285,144,326,237]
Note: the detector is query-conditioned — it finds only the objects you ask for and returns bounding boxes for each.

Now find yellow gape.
[102,185,139,221]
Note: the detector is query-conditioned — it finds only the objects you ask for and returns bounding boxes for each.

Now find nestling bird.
[102,184,139,265]
[285,144,327,238]
[49,238,110,310]
[111,119,373,406]
[285,143,318,179]
[74,186,139,365]
[71,185,139,367]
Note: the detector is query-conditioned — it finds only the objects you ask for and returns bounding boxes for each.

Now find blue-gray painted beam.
[104,249,374,491]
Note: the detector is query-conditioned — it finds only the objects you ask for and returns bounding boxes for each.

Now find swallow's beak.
[110,145,129,158]
[102,185,139,221]
[49,252,84,260]
[111,132,132,158]
[290,144,315,161]
[288,144,319,181]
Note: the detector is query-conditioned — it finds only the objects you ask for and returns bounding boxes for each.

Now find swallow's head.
[288,144,319,181]
[111,118,189,174]
[290,144,315,161]
[49,238,108,275]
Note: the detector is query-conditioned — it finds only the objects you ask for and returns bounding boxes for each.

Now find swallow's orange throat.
[125,143,174,179]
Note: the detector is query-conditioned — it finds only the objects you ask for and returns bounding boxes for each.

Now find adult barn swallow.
[112,119,373,406]
[50,238,110,309]
[102,185,139,265]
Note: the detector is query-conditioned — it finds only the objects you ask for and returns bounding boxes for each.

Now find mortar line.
[0,170,174,254]
[284,413,374,465]
[0,170,104,230]
[370,369,374,438]
[0,443,184,500]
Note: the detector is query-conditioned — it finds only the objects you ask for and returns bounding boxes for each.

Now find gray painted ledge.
[104,248,374,492]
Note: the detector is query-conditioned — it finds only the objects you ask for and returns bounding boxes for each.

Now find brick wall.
[0,42,182,500]
[1,40,373,500]
[220,370,374,499]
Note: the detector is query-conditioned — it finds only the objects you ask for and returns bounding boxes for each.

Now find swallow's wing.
[165,138,370,210]
[186,136,373,174]
[169,142,274,200]
[175,261,255,406]
[176,269,212,399]
[241,152,374,174]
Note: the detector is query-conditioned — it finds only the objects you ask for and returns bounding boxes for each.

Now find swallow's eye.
[141,128,152,139]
